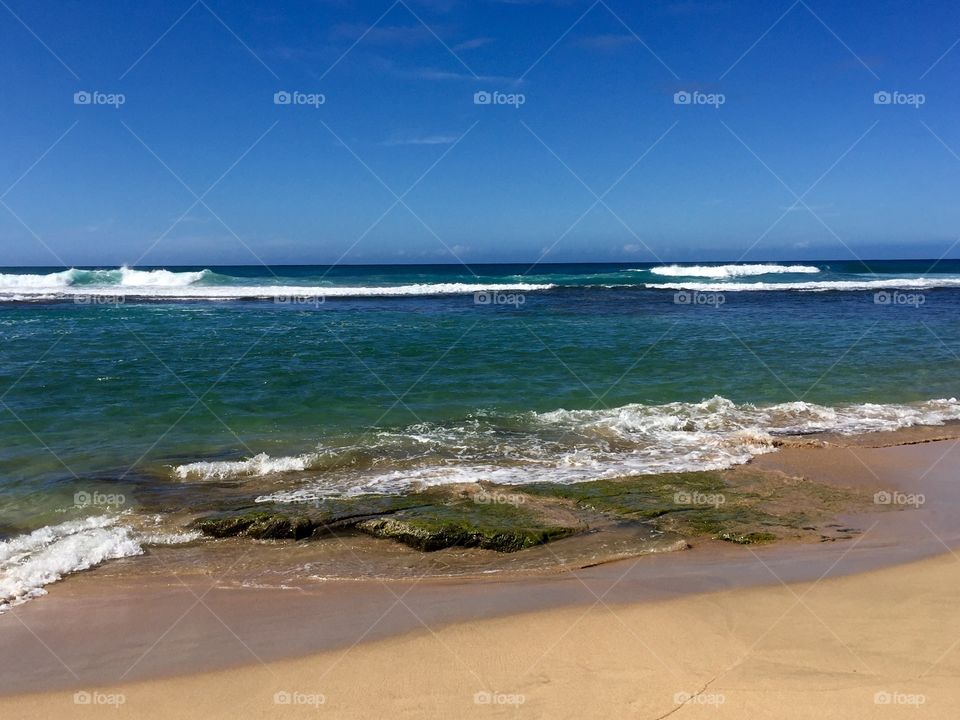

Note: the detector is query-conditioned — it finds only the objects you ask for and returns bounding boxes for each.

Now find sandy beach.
[1,435,959,718]
[17,553,960,718]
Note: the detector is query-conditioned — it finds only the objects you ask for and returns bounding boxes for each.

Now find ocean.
[1,260,959,608]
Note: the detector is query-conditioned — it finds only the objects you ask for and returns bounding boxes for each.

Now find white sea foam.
[0,517,139,611]
[0,516,202,612]
[117,268,209,286]
[174,396,960,500]
[0,269,81,288]
[646,277,960,292]
[175,452,319,480]
[136,530,203,545]
[647,264,821,278]
[0,267,210,291]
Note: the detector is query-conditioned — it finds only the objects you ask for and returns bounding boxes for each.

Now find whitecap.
[646,264,821,278]
[206,396,960,500]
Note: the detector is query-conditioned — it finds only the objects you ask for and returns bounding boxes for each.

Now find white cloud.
[381,134,459,146]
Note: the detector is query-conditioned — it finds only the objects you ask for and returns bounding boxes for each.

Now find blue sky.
[1,0,959,266]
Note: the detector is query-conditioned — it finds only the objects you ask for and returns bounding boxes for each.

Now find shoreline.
[1,430,958,703]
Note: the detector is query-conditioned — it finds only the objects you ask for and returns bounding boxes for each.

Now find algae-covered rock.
[521,469,859,545]
[193,510,317,539]
[357,510,575,552]
[190,468,859,553]
[191,494,437,540]
[246,514,316,540]
[194,511,269,538]
[192,489,582,553]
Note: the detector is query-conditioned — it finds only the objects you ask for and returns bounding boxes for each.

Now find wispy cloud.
[574,34,640,50]
[453,37,494,51]
[405,66,522,84]
[380,134,460,146]
[779,203,836,214]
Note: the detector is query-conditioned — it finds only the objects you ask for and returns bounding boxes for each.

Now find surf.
[646,263,822,278]
[165,396,960,499]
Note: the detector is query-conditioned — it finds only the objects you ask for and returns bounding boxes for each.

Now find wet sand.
[5,550,960,718]
[1,433,959,717]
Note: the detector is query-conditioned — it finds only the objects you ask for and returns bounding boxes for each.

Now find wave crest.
[117,268,211,286]
[0,266,213,291]
[175,452,319,480]
[646,278,960,292]
[647,264,821,278]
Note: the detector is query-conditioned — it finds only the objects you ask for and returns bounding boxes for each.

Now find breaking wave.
[647,264,821,278]
[168,396,960,500]
[0,516,200,612]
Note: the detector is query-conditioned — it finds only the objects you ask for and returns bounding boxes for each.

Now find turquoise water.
[2,260,960,531]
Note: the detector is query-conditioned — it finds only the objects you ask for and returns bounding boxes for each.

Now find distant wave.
[646,278,960,292]
[0,267,556,301]
[6,264,960,301]
[646,264,821,278]
[0,267,214,290]
[169,396,960,499]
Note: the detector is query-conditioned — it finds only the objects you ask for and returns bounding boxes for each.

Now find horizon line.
[2,257,957,270]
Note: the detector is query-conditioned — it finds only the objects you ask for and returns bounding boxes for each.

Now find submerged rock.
[353,488,584,552]
[193,511,314,540]
[191,489,583,552]
[521,469,862,545]
[190,468,862,553]
[356,514,575,553]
